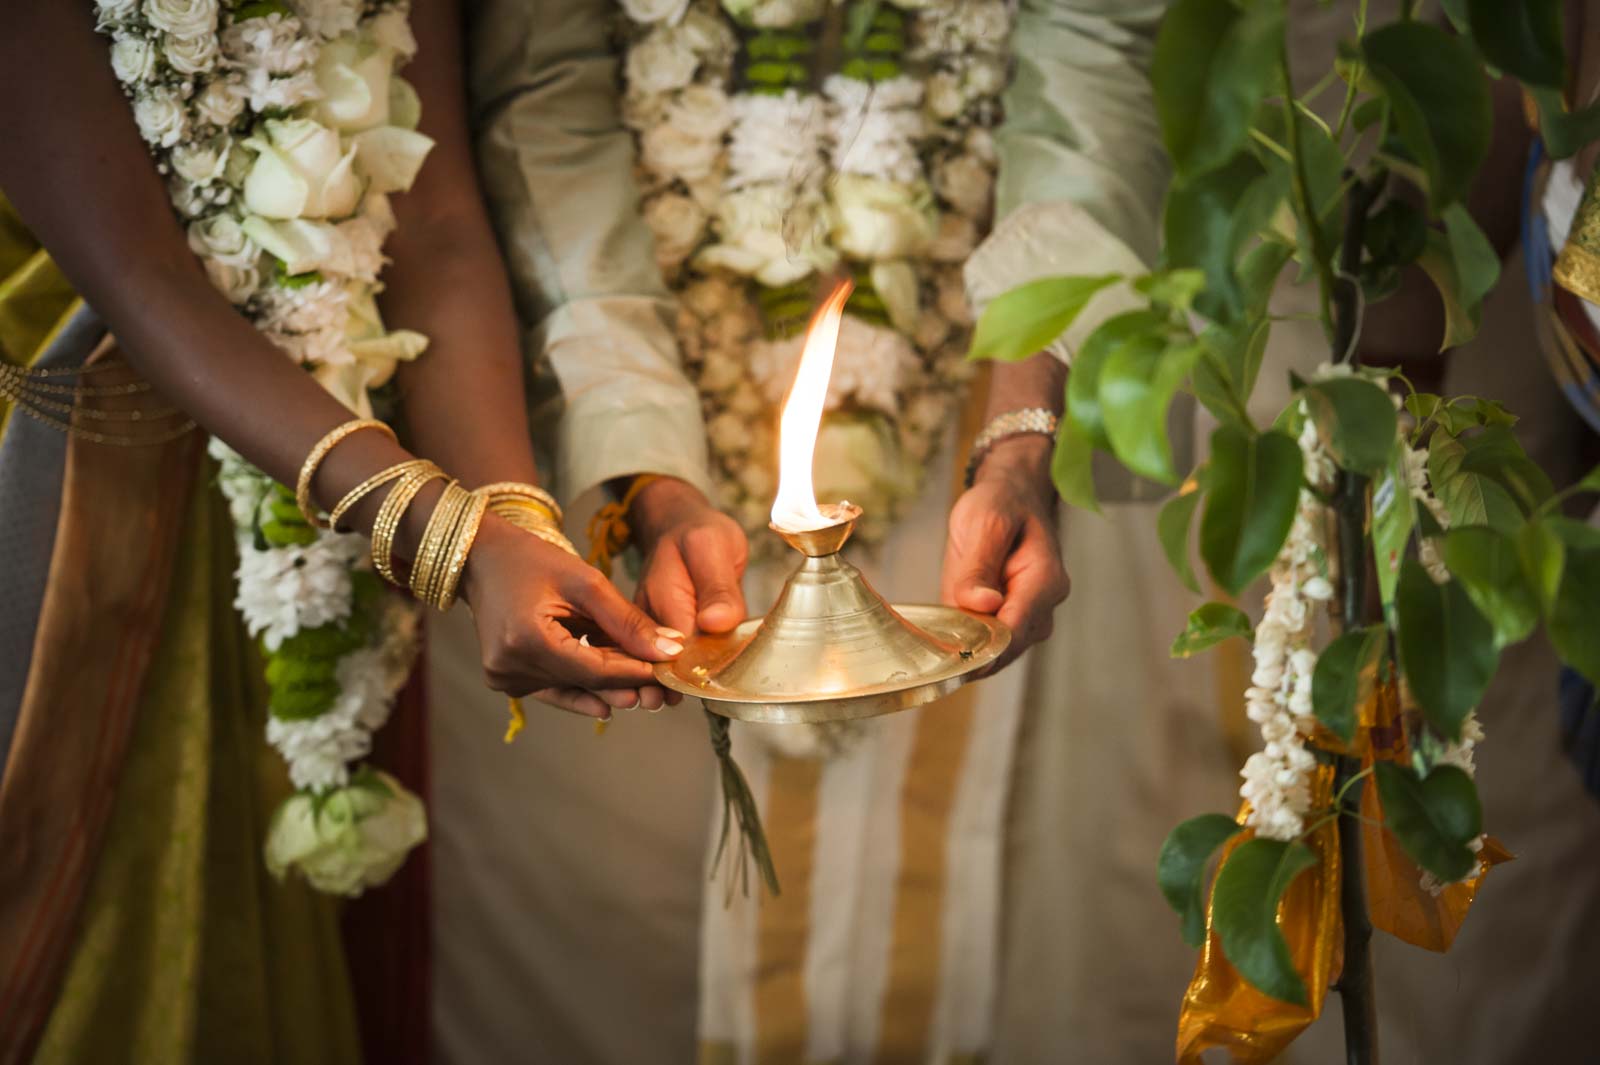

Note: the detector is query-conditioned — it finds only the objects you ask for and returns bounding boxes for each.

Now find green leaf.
[1445,203,1501,315]
[1362,198,1429,301]
[1159,814,1244,947]
[1518,519,1566,613]
[1453,426,1554,513]
[1373,762,1482,882]
[1194,321,1269,429]
[1442,526,1540,649]
[1163,154,1270,323]
[1212,838,1318,1005]
[1371,440,1414,623]
[1578,461,1600,494]
[1438,0,1470,32]
[1281,110,1346,282]
[1102,340,1201,485]
[1299,376,1399,476]
[969,275,1120,363]
[1068,311,1165,451]
[1428,431,1528,533]
[1201,427,1305,596]
[1361,22,1493,208]
[1531,88,1600,160]
[1159,481,1205,594]
[1051,408,1100,514]
[1134,269,1208,315]
[1152,0,1287,178]
[1312,625,1387,743]
[1547,520,1600,684]
[1465,0,1565,89]
[1395,560,1500,741]
[1171,602,1254,658]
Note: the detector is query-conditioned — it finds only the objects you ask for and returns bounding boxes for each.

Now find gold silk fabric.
[0,193,81,442]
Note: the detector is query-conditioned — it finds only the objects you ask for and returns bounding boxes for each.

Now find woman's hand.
[460,515,685,718]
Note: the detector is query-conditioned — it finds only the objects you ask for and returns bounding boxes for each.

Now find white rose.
[194,77,246,127]
[621,89,670,133]
[164,32,219,75]
[243,118,362,220]
[351,126,434,194]
[171,136,231,184]
[913,308,951,351]
[621,0,691,24]
[643,193,708,271]
[189,212,258,266]
[640,124,720,183]
[314,32,396,133]
[728,381,765,417]
[203,258,262,304]
[142,0,217,39]
[829,316,918,415]
[698,348,744,393]
[935,154,993,220]
[963,55,1007,98]
[965,127,996,166]
[264,772,427,897]
[707,411,748,453]
[869,260,921,335]
[829,174,936,261]
[133,87,190,149]
[936,267,971,324]
[96,0,141,26]
[365,7,419,59]
[678,7,739,62]
[682,275,740,318]
[958,1,1011,46]
[696,184,834,287]
[626,27,698,95]
[110,34,159,84]
[667,84,734,140]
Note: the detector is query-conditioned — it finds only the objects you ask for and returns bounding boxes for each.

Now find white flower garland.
[621,0,1010,548]
[97,0,432,893]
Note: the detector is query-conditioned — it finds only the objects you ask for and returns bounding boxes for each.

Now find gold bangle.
[410,480,469,604]
[329,458,434,532]
[476,481,563,525]
[296,418,397,529]
[435,489,488,610]
[490,501,579,556]
[488,495,560,527]
[371,463,445,584]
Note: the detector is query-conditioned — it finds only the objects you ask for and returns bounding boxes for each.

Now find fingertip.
[697,600,744,634]
[958,585,1005,613]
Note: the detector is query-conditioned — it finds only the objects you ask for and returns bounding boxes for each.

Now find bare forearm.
[974,353,1065,483]
[387,0,539,489]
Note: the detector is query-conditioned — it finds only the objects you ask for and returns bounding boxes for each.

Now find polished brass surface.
[770,501,863,557]
[654,536,1010,724]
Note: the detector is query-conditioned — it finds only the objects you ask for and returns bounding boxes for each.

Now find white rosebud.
[203,257,262,304]
[143,0,218,39]
[720,0,826,28]
[643,193,708,271]
[640,124,721,183]
[935,153,994,221]
[242,118,362,220]
[626,27,699,96]
[264,772,427,897]
[366,7,419,59]
[188,212,257,266]
[193,77,246,127]
[621,0,691,24]
[164,32,219,76]
[925,72,965,121]
[290,0,363,39]
[96,0,142,26]
[133,86,191,148]
[170,136,230,184]
[962,55,1007,98]
[696,184,834,287]
[1302,575,1334,601]
[110,34,159,84]
[666,84,734,140]
[313,31,396,133]
[682,276,739,318]
[698,348,744,393]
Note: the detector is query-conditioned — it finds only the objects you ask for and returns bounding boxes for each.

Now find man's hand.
[631,477,750,637]
[941,435,1070,673]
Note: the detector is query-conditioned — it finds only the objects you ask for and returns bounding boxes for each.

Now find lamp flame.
[771,279,854,532]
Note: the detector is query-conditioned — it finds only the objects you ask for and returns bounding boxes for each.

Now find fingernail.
[647,704,663,714]
[657,626,686,640]
[656,636,685,656]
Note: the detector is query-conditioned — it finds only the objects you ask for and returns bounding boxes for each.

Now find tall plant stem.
[1331,173,1379,1065]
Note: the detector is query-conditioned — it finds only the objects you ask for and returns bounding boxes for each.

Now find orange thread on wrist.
[586,474,665,577]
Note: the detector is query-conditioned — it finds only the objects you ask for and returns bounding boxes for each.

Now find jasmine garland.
[96,0,432,896]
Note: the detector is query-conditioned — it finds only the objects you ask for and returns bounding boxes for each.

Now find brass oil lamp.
[656,281,1009,724]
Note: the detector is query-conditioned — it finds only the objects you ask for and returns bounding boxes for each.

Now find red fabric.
[342,651,431,1065]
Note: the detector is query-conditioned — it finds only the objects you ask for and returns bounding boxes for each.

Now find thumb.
[568,570,684,662]
[684,535,747,634]
[943,508,1015,614]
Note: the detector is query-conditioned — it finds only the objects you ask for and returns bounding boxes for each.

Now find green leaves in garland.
[1201,426,1304,597]
[1159,814,1244,947]
[968,274,1120,363]
[1464,0,1565,90]
[1395,560,1499,741]
[1373,762,1483,882]
[1312,625,1387,744]
[1171,602,1254,659]
[1152,0,1285,178]
[1299,376,1398,476]
[1360,22,1492,209]
[1212,837,1318,1006]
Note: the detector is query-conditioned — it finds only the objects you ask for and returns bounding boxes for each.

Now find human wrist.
[627,475,710,546]
[973,434,1055,506]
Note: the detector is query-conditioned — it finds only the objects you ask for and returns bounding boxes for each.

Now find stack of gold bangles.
[296,419,579,612]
